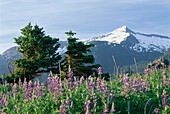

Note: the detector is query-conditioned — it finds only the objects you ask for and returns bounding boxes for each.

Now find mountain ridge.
[89,26,170,53]
[0,26,170,76]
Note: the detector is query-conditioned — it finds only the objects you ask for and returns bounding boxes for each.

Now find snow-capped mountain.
[1,26,170,76]
[89,26,170,53]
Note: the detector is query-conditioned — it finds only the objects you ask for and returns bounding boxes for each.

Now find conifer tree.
[6,23,61,82]
[62,30,100,77]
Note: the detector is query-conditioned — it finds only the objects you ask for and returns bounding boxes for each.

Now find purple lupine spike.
[13,83,18,100]
[66,95,71,106]
[18,78,22,87]
[39,83,45,97]
[0,92,9,110]
[67,69,73,79]
[23,81,28,99]
[144,69,149,76]
[85,100,92,114]
[162,90,168,107]
[26,81,34,99]
[162,70,167,84]
[98,67,103,75]
[13,83,18,93]
[60,101,64,114]
[60,100,68,114]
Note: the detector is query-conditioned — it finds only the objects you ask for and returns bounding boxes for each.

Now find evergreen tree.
[62,30,100,78]
[6,23,61,82]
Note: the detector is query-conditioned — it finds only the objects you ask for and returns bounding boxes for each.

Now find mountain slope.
[0,26,170,75]
[0,55,9,77]
[89,26,170,53]
[88,26,170,73]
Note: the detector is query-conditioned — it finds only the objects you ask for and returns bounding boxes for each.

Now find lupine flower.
[23,81,28,99]
[0,92,9,110]
[162,90,168,107]
[34,81,39,97]
[13,83,18,100]
[39,83,45,97]
[98,67,103,75]
[132,84,138,94]
[144,69,149,76]
[93,93,97,112]
[162,70,167,84]
[60,100,68,114]
[119,75,122,83]
[123,74,131,97]
[154,108,158,114]
[66,95,71,107]
[18,78,22,87]
[85,96,92,114]
[13,83,18,93]
[67,69,73,81]
[27,81,33,99]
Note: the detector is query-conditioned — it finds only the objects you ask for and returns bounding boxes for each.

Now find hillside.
[0,26,170,76]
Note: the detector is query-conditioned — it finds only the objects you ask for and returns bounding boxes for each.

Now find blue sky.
[0,0,170,54]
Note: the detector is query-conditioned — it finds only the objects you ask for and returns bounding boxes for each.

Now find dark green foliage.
[62,30,100,77]
[147,57,169,70]
[6,22,61,82]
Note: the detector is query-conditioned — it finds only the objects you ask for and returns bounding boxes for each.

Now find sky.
[0,0,170,54]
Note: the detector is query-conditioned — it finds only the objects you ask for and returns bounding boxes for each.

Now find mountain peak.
[89,25,131,44]
[115,25,128,32]
[114,25,134,34]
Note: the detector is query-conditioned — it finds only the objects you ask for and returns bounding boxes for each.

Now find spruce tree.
[62,30,100,77]
[6,22,61,82]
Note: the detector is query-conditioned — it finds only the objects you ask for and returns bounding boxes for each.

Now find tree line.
[4,23,108,83]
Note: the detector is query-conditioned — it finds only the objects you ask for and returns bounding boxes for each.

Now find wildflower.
[66,95,71,106]
[0,92,9,110]
[13,83,18,93]
[162,70,167,84]
[98,67,103,75]
[18,78,22,87]
[162,90,168,107]
[60,100,68,114]
[154,108,158,114]
[119,75,122,83]
[85,96,92,114]
[39,84,45,97]
[144,69,149,76]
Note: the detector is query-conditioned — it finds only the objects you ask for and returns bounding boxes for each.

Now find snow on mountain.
[89,26,130,44]
[132,33,170,52]
[89,26,170,53]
